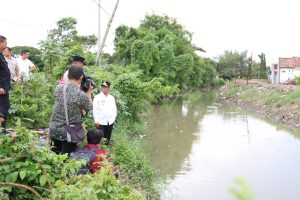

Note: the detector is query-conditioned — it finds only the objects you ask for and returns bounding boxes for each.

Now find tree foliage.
[217,50,248,80]
[39,17,97,77]
[0,121,145,199]
[113,14,217,89]
[9,73,56,129]
[258,53,268,79]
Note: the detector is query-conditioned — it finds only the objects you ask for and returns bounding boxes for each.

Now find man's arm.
[29,65,36,72]
[28,60,36,72]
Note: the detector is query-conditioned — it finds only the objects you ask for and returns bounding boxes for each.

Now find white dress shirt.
[16,58,34,77]
[93,92,117,125]
[5,56,19,79]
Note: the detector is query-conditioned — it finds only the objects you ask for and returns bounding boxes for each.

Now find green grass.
[224,83,300,109]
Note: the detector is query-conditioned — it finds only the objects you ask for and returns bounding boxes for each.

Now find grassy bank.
[219,79,300,130]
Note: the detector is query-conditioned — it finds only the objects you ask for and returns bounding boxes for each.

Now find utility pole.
[95,0,101,66]
[95,0,120,66]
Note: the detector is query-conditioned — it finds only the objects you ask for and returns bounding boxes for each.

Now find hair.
[21,49,29,55]
[0,35,7,42]
[101,81,111,87]
[87,129,103,144]
[68,64,84,80]
[5,47,12,52]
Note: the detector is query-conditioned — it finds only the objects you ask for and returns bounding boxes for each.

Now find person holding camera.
[49,65,93,154]
[93,81,117,146]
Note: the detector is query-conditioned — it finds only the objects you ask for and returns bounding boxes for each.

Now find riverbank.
[218,79,300,130]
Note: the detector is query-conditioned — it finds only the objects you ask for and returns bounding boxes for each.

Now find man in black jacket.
[0,35,10,134]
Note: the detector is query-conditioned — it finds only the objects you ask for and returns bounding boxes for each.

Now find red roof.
[279,57,300,68]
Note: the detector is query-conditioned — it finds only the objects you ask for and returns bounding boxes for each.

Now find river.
[143,90,300,200]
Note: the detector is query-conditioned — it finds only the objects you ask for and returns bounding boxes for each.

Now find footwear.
[0,128,8,135]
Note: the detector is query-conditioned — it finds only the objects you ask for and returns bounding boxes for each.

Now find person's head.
[0,35,7,52]
[3,47,12,57]
[72,55,85,68]
[20,49,30,59]
[87,129,103,144]
[101,81,111,95]
[68,64,84,83]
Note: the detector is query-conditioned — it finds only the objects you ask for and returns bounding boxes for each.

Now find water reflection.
[144,90,300,200]
[144,91,217,179]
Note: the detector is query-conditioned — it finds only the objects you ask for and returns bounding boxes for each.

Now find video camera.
[81,76,95,93]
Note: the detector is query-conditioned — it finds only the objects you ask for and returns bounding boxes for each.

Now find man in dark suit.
[0,35,11,134]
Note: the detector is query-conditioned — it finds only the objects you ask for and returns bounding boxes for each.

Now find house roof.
[279,57,300,68]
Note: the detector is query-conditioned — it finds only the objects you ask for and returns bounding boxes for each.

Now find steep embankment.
[218,79,300,130]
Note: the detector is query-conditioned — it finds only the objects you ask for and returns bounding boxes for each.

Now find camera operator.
[60,55,94,93]
[50,65,93,154]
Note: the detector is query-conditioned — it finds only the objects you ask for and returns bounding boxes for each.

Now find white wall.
[279,68,300,83]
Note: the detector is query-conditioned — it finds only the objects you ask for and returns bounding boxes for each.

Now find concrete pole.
[95,0,101,66]
[95,0,120,66]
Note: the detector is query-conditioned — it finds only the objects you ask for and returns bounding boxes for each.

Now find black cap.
[101,81,111,87]
[72,55,86,65]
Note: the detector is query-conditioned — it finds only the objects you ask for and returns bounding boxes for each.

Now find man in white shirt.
[3,47,19,82]
[16,49,36,80]
[93,81,117,145]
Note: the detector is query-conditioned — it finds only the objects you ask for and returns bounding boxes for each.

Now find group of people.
[0,35,37,134]
[49,56,117,173]
[3,46,36,83]
[0,35,117,174]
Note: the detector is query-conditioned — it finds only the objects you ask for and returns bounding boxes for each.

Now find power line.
[0,18,47,31]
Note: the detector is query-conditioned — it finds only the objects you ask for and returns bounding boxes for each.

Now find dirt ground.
[218,79,300,130]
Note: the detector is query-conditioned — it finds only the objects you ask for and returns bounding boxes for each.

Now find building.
[270,57,300,84]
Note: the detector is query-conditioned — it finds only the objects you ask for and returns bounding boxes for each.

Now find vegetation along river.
[143,90,300,200]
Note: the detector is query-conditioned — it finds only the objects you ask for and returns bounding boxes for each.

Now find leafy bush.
[9,73,56,128]
[213,78,226,86]
[0,120,78,199]
[144,77,179,103]
[230,177,255,200]
[114,72,147,121]
[112,127,160,200]
[294,75,300,84]
[0,121,146,199]
[53,166,143,200]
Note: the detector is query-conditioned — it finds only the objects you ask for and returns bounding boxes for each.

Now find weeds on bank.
[0,120,147,199]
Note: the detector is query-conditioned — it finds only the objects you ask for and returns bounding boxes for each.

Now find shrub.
[9,73,56,128]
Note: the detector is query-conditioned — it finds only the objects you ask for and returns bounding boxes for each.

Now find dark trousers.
[51,138,77,155]
[99,123,114,145]
[0,93,9,129]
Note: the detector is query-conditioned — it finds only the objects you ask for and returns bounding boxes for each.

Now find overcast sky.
[1,0,299,65]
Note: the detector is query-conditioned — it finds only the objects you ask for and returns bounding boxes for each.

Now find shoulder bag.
[63,84,85,143]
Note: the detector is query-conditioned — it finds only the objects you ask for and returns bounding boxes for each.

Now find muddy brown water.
[143,90,300,200]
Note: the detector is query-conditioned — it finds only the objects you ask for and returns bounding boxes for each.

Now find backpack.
[70,147,98,175]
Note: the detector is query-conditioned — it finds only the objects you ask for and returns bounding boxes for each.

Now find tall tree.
[113,14,215,89]
[258,53,267,79]
[217,50,248,80]
[39,17,97,76]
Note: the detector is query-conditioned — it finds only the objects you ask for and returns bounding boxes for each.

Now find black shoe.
[0,128,8,135]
